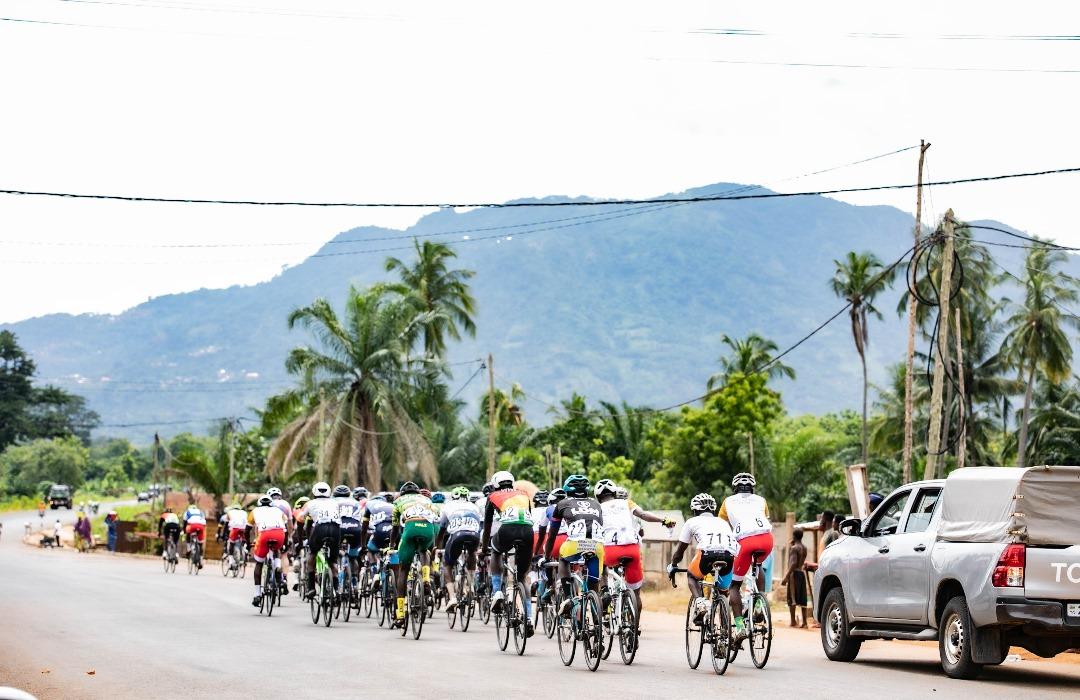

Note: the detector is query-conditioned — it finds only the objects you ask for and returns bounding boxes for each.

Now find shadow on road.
[856,658,1080,687]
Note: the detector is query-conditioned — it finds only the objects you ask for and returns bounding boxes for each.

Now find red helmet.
[419,488,432,498]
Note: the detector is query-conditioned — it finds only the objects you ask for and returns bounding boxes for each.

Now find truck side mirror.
[839,518,862,537]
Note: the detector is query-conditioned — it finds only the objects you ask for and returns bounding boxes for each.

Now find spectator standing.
[105,511,119,552]
[785,527,810,628]
[817,510,836,556]
[53,519,63,547]
[74,513,93,551]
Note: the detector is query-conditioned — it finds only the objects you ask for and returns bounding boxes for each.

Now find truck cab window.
[902,488,941,534]
[867,490,910,537]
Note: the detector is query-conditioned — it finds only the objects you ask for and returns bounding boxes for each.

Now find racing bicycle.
[602,555,639,665]
[551,540,604,672]
[310,542,335,627]
[492,544,530,655]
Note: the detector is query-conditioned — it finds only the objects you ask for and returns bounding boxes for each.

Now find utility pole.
[152,432,160,510]
[954,308,968,470]
[747,432,756,478]
[903,140,930,484]
[227,418,236,502]
[556,446,563,487]
[317,387,326,482]
[924,211,956,480]
[487,354,496,480]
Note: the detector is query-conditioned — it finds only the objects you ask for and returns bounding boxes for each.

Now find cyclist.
[181,503,207,569]
[158,508,181,561]
[334,484,364,591]
[544,474,605,616]
[250,495,288,608]
[389,482,438,625]
[266,488,292,592]
[352,486,369,510]
[290,496,310,591]
[537,488,567,599]
[530,489,549,554]
[595,478,675,616]
[219,502,248,569]
[720,473,773,639]
[436,486,482,607]
[480,471,534,635]
[298,482,342,601]
[667,493,738,623]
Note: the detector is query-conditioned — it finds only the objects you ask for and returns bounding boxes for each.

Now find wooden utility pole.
[317,387,326,482]
[903,140,931,484]
[556,446,563,486]
[924,211,956,480]
[955,308,968,470]
[152,432,160,510]
[747,432,756,478]
[227,418,236,502]
[487,354,496,480]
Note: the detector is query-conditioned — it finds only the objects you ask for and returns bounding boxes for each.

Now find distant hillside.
[3,184,1055,441]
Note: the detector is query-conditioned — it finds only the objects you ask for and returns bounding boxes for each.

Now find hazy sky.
[2,1,1078,323]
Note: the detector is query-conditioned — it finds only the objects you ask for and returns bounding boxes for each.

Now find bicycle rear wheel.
[710,595,732,675]
[342,571,353,622]
[310,578,321,625]
[749,592,772,669]
[163,546,170,573]
[321,572,334,627]
[410,575,426,640]
[618,591,639,666]
[685,596,704,669]
[581,590,604,672]
[556,599,577,666]
[221,551,229,577]
[601,593,614,660]
[494,586,510,651]
[543,593,557,639]
[238,549,247,579]
[460,595,472,632]
[511,582,529,656]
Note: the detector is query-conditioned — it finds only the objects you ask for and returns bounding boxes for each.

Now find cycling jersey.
[549,497,604,541]
[182,506,206,526]
[299,497,341,525]
[530,507,548,533]
[224,508,247,530]
[544,504,568,535]
[334,496,364,521]
[392,493,438,526]
[438,500,482,536]
[600,498,641,546]
[679,513,739,554]
[479,497,502,533]
[486,488,532,526]
[249,505,287,532]
[270,498,291,521]
[719,493,771,540]
[361,499,394,528]
[160,512,180,526]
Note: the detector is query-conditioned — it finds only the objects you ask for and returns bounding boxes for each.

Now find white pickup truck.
[814,466,1080,679]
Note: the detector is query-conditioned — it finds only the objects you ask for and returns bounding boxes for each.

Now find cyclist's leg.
[395,525,420,620]
[514,529,535,623]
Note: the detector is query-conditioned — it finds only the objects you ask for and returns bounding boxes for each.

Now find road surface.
[2,506,1079,699]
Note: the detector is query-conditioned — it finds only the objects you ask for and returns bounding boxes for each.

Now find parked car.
[48,484,73,510]
[815,466,1080,679]
[137,491,151,503]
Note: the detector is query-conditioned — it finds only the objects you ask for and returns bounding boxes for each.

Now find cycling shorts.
[366,522,393,551]
[184,523,206,543]
[444,532,480,566]
[689,549,734,589]
[162,523,181,542]
[397,520,435,569]
[732,531,774,581]
[227,527,245,542]
[309,522,342,565]
[543,533,568,560]
[559,537,605,584]
[253,528,285,562]
[340,517,362,556]
[603,543,644,590]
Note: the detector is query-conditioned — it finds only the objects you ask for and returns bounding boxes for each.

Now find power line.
[691,57,1080,75]
[692,28,1080,42]
[449,361,486,401]
[4,165,1080,209]
[962,223,1080,251]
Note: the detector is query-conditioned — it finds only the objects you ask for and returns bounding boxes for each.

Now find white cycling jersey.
[225,508,247,530]
[300,497,341,525]
[720,493,771,540]
[334,496,363,520]
[679,513,738,554]
[251,505,287,532]
[600,499,640,546]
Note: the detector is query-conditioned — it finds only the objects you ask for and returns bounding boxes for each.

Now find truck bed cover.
[937,466,1080,544]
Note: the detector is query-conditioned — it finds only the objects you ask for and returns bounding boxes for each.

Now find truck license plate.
[1068,604,1080,618]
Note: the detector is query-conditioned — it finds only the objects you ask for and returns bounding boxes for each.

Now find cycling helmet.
[368,493,386,502]
[431,492,445,504]
[399,481,420,495]
[451,486,470,501]
[266,487,282,498]
[533,490,549,507]
[594,478,618,498]
[615,486,630,500]
[257,495,272,506]
[332,485,350,498]
[548,488,567,505]
[352,486,369,500]
[690,493,717,513]
[731,472,756,493]
[563,474,590,498]
[491,470,515,489]
[868,492,884,510]
[481,483,494,497]
[293,496,310,509]
[312,482,331,498]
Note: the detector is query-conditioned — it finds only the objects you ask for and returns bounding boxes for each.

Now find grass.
[90,504,156,542]
[0,488,134,514]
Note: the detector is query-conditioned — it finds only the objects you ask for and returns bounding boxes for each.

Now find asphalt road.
[2,506,1079,699]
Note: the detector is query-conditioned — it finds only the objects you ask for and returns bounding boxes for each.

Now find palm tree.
[830,251,897,466]
[480,384,526,427]
[1000,245,1080,468]
[599,400,654,481]
[265,285,441,489]
[385,239,477,360]
[164,422,233,513]
[1026,377,1080,466]
[706,333,795,391]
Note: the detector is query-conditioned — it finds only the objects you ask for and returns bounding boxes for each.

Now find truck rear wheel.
[821,588,862,662]
[939,596,983,679]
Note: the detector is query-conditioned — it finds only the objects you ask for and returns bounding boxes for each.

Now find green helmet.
[563,474,590,497]
[451,486,470,500]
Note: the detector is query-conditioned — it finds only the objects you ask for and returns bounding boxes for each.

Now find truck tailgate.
[1026,545,1080,611]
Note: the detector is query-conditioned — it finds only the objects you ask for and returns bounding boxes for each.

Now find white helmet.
[593,479,618,498]
[490,470,515,489]
[312,482,331,498]
[266,487,282,498]
[732,472,756,492]
[690,493,717,513]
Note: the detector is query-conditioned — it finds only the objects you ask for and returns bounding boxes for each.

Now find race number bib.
[449,516,480,534]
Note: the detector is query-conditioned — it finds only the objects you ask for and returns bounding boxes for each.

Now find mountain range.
[2,183,1060,442]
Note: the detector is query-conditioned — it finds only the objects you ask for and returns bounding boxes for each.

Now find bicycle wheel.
[195,543,202,575]
[321,572,334,628]
[511,582,529,656]
[410,575,426,640]
[710,595,732,675]
[187,548,194,575]
[342,572,353,623]
[460,594,473,632]
[494,585,510,651]
[361,567,374,618]
[163,546,170,573]
[685,596,704,669]
[749,593,772,669]
[542,592,557,639]
[618,591,639,666]
[238,548,247,579]
[310,577,321,625]
[377,573,389,628]
[556,597,577,666]
[221,550,229,577]
[581,590,604,672]
[446,597,458,629]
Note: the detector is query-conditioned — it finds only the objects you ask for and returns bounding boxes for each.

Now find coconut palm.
[480,384,526,427]
[1000,245,1080,468]
[830,251,898,466]
[265,285,441,489]
[706,333,795,391]
[385,239,477,360]
[1025,377,1080,466]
